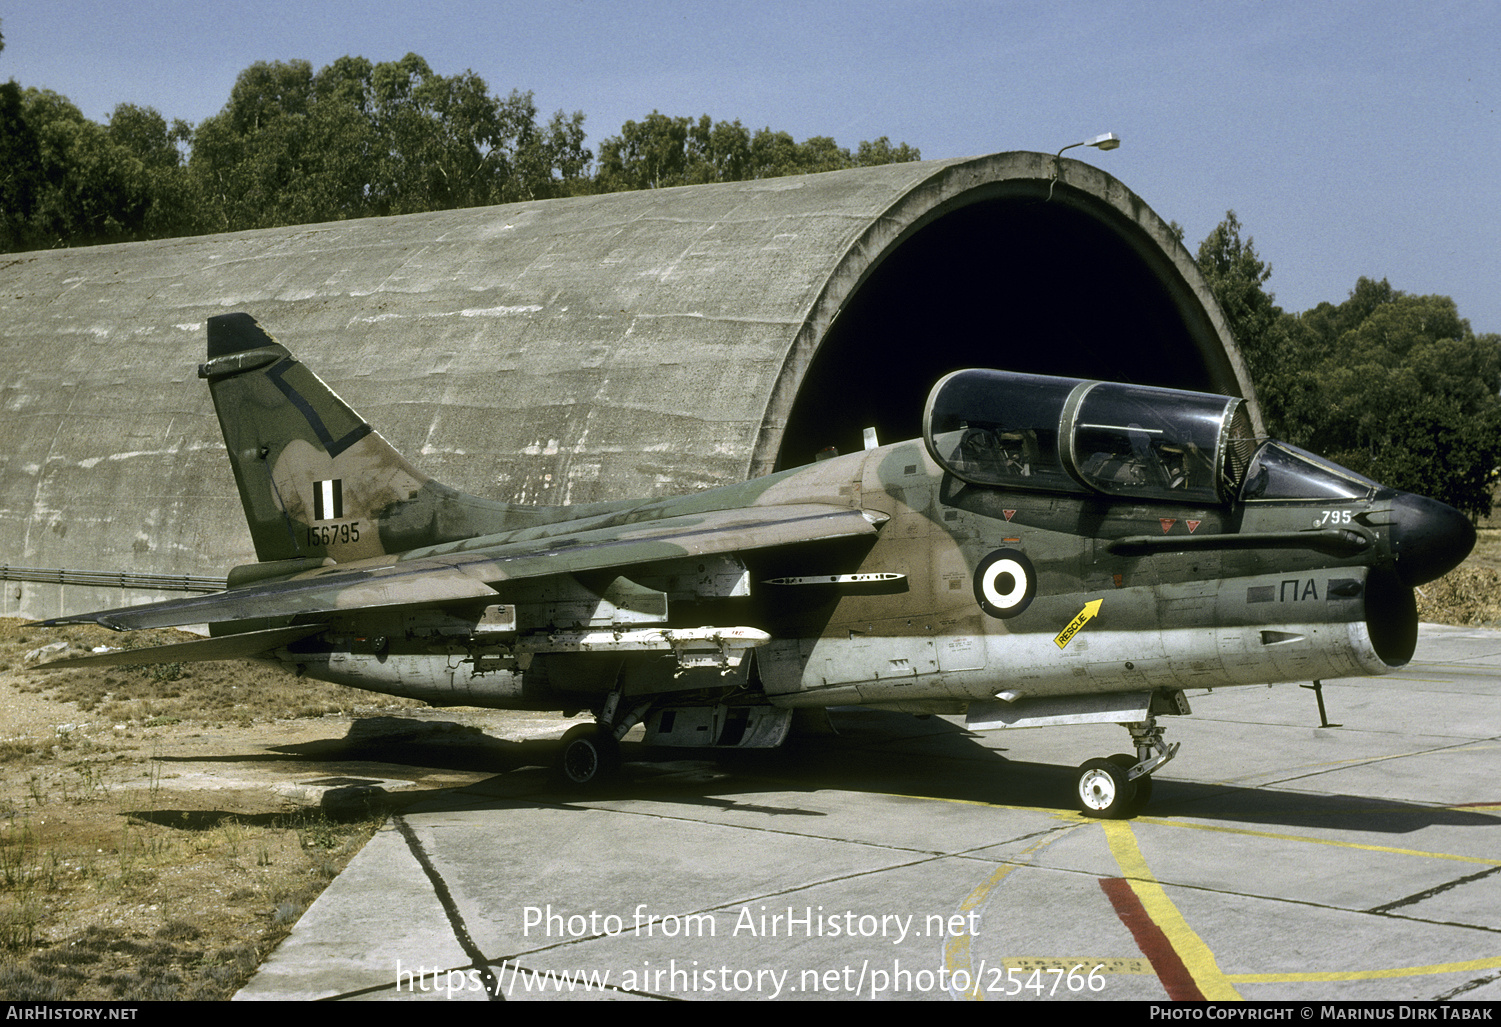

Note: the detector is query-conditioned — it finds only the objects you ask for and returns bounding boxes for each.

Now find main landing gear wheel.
[1077,757,1137,819]
[557,724,621,789]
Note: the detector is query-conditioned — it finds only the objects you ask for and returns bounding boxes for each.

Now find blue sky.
[4,0,1497,333]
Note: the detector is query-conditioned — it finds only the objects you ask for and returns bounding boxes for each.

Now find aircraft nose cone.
[1389,492,1476,586]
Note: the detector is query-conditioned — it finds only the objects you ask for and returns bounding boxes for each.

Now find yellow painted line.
[1228,955,1501,983]
[1102,819,1243,1001]
[865,790,1501,991]
[1134,817,1501,867]
[945,825,1082,1000]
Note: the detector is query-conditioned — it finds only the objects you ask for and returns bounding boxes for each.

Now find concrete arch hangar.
[762,151,1252,473]
[0,151,1247,619]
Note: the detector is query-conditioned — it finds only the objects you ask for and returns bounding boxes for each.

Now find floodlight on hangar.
[1049,132,1122,200]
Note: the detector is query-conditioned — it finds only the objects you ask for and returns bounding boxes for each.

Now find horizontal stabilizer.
[32,624,326,671]
[40,562,501,631]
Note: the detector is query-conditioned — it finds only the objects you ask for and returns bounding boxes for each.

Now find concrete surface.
[232,624,1501,1002]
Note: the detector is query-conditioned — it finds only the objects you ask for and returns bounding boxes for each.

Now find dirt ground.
[0,529,1496,1000]
[1413,527,1501,625]
[0,620,570,1000]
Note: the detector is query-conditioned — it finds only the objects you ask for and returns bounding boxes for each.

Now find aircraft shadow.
[141,710,1497,838]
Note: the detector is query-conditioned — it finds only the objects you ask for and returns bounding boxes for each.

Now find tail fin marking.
[199,313,605,573]
[201,313,431,566]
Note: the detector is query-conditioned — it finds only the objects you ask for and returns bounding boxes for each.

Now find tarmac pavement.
[236,624,1501,1002]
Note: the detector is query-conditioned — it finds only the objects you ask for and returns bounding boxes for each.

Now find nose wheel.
[1077,758,1136,818]
[1076,718,1176,819]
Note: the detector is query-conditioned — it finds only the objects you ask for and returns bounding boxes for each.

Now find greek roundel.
[972,549,1036,619]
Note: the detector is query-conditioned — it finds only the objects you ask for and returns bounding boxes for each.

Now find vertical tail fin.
[201,313,438,565]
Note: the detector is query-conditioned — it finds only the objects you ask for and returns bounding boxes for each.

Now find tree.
[856,136,920,166]
[1281,284,1501,516]
[188,60,334,230]
[1196,215,1501,518]
[795,135,849,174]
[685,116,750,184]
[0,80,42,250]
[1195,212,1287,386]
[106,103,198,239]
[5,89,185,247]
[597,112,920,192]
[189,53,590,231]
[540,109,592,192]
[595,110,691,191]
[747,127,800,179]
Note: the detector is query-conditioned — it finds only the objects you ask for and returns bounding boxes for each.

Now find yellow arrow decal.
[1054,599,1103,649]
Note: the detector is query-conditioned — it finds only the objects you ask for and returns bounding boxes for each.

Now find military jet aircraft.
[40,313,1475,818]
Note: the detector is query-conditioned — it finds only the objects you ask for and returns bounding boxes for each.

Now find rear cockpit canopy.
[923,369,1259,505]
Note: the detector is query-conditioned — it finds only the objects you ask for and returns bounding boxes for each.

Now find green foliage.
[0,81,42,250]
[0,89,196,250]
[187,54,593,231]
[1196,212,1284,383]
[1278,286,1501,517]
[1,52,919,248]
[1197,212,1501,518]
[595,110,920,192]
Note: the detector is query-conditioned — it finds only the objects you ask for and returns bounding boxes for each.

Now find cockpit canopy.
[923,369,1261,505]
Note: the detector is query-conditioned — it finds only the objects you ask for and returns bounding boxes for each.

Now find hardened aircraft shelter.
[0,151,1249,620]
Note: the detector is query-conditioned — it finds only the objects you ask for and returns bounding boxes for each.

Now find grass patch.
[0,617,421,1000]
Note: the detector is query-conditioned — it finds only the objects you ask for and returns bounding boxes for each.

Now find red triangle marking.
[1160,518,1177,534]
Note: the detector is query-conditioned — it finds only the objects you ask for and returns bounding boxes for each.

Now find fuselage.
[278,427,1464,716]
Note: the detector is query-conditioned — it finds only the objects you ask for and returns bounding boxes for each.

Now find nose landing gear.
[1076,707,1181,819]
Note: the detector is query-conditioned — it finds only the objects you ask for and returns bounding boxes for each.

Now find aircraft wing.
[43,503,884,632]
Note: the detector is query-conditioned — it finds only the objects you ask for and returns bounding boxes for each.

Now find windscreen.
[1240,442,1380,502]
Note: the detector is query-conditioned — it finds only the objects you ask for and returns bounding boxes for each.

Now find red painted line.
[1099,877,1204,1001]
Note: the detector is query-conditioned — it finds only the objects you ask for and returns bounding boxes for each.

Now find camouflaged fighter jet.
[42,313,1476,817]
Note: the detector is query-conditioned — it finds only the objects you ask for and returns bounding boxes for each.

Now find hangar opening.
[775,185,1229,471]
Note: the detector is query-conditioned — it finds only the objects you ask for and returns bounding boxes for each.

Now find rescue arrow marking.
[1054,599,1103,649]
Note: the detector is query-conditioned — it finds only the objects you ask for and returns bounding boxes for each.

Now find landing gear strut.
[1076,704,1182,819]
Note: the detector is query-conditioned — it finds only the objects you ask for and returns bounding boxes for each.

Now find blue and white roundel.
[973,549,1036,619]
